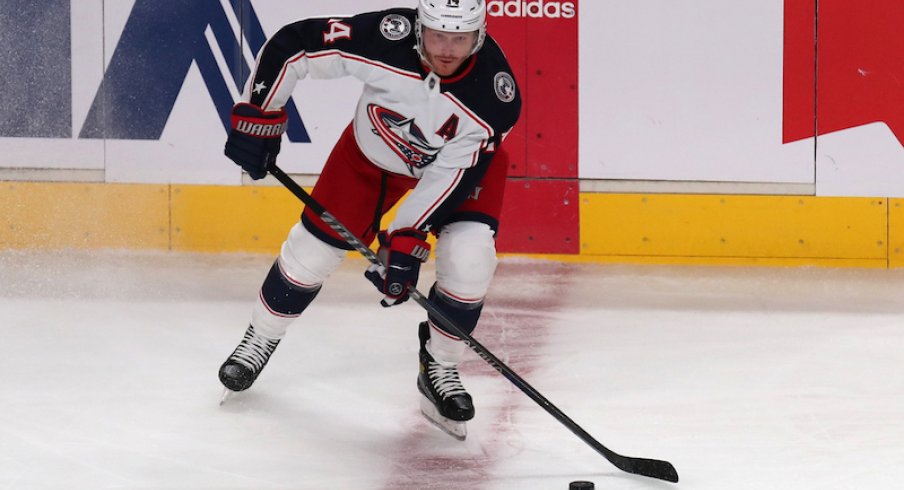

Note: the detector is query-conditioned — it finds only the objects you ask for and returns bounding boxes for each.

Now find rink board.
[170,185,303,253]
[580,194,889,268]
[3,181,904,268]
[0,182,169,249]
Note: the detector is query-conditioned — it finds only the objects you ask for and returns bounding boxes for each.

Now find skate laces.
[427,361,467,398]
[231,328,278,372]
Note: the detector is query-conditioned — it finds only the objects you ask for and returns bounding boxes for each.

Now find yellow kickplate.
[580,194,888,265]
[0,182,169,249]
[888,199,904,268]
[171,185,304,253]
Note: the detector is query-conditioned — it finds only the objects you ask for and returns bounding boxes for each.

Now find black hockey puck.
[569,481,594,490]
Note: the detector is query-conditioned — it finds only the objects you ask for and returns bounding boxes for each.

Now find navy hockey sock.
[259,260,321,316]
[427,284,483,337]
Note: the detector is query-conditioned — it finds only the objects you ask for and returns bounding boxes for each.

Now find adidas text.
[487,0,577,19]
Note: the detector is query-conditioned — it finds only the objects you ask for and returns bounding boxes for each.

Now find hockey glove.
[365,228,431,307]
[224,102,287,180]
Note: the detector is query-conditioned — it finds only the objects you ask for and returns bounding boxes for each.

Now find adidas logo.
[487,0,577,19]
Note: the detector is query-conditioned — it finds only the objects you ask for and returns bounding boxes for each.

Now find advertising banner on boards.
[1,0,902,197]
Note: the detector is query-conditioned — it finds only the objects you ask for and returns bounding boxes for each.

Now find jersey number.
[323,20,352,45]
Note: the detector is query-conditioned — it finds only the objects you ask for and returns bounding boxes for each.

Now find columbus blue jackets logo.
[367,104,440,169]
[494,72,516,103]
[380,14,411,41]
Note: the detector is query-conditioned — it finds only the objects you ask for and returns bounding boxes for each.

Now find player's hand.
[364,228,431,307]
[224,103,287,180]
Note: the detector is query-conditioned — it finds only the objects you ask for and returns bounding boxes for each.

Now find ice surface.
[1,249,903,489]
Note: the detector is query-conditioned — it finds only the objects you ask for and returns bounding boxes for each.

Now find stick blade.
[617,457,679,483]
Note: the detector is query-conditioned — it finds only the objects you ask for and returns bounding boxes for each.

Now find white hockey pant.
[427,221,498,364]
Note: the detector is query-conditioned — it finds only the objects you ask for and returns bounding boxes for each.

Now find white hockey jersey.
[244,8,521,232]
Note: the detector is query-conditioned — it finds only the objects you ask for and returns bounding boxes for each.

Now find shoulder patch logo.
[380,14,411,41]
[494,72,516,103]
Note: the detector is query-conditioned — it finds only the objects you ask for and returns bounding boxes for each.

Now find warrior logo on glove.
[224,102,287,180]
[234,119,287,137]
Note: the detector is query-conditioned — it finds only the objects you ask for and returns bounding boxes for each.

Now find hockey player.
[219,0,520,440]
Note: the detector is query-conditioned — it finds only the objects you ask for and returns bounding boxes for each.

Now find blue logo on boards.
[0,0,309,142]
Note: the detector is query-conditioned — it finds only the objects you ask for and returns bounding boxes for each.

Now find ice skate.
[417,322,473,440]
[218,325,280,397]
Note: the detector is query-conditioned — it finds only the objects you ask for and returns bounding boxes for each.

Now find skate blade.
[419,395,467,441]
[219,388,235,406]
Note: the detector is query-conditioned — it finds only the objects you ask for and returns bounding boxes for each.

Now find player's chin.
[433,64,457,76]
[431,58,463,76]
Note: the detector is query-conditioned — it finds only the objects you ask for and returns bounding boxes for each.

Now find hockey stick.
[269,165,679,483]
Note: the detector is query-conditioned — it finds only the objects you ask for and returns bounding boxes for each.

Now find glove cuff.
[385,228,431,262]
[231,103,287,138]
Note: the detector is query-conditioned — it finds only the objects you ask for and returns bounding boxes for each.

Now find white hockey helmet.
[415,0,487,59]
